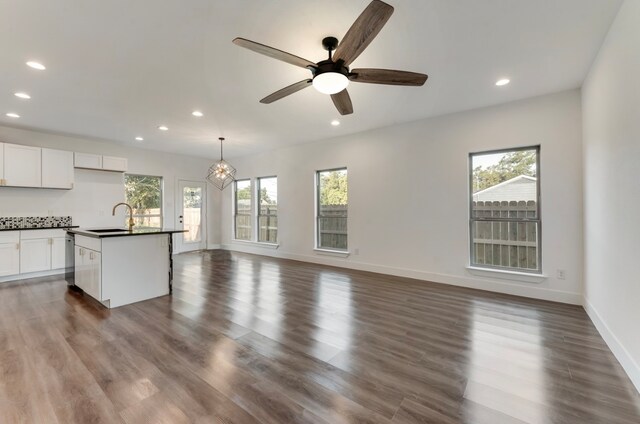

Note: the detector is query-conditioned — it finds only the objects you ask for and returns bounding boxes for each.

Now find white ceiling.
[0,0,622,158]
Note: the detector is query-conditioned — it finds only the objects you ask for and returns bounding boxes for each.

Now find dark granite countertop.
[68,227,187,239]
[0,226,79,232]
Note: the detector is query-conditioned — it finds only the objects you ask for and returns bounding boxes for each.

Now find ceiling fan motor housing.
[312,59,349,78]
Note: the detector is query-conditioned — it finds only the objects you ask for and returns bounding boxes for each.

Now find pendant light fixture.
[206,137,236,190]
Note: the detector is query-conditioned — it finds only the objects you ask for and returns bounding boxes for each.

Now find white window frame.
[234,179,252,241]
[468,145,542,274]
[315,167,348,252]
[256,176,278,244]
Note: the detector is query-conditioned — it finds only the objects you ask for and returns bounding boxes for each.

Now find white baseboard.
[220,243,582,305]
[207,243,221,250]
[583,297,640,393]
[0,268,65,284]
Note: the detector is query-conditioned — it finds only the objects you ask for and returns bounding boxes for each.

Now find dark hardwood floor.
[1,250,639,423]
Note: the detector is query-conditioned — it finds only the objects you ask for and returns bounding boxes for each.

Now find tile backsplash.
[0,216,72,230]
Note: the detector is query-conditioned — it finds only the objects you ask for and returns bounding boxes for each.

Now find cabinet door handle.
[89,252,94,260]
[48,238,53,245]
[16,243,20,250]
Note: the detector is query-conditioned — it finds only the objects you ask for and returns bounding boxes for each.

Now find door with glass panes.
[176,180,207,252]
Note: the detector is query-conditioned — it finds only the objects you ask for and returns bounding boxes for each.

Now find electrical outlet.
[353,248,360,255]
[557,269,566,280]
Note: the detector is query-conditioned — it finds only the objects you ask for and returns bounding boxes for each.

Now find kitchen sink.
[86,228,131,233]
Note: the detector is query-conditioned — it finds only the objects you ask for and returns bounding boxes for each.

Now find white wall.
[582,0,640,391]
[220,89,584,304]
[0,125,221,248]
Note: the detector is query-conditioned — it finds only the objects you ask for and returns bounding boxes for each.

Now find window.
[316,168,348,251]
[257,176,278,243]
[124,174,163,228]
[469,146,541,273]
[234,179,252,240]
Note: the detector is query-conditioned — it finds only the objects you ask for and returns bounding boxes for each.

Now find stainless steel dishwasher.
[65,232,76,287]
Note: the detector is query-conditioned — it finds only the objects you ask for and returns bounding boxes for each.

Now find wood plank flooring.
[1,249,639,423]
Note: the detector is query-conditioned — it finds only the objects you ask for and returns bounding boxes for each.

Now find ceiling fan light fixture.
[313,72,349,95]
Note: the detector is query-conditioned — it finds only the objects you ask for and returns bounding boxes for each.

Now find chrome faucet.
[112,202,135,231]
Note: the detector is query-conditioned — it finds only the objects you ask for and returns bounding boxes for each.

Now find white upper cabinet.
[0,143,4,185]
[3,143,42,187]
[102,156,128,172]
[74,152,127,172]
[74,152,102,169]
[42,148,74,189]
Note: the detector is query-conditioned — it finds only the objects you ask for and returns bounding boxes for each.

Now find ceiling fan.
[233,0,428,116]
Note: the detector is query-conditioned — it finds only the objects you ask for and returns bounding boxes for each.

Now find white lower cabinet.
[75,246,101,301]
[0,232,20,277]
[51,237,66,270]
[13,230,67,276]
[20,238,52,273]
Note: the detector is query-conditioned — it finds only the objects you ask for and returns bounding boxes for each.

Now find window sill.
[232,239,279,249]
[466,266,547,283]
[314,248,350,258]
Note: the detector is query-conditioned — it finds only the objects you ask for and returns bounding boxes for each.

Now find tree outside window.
[125,174,163,228]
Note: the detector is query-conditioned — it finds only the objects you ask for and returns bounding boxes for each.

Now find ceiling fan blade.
[349,68,428,86]
[233,38,316,69]
[331,89,354,115]
[333,0,394,66]
[260,79,312,104]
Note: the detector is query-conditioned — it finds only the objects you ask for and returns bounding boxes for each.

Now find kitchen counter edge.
[68,228,187,239]
[0,226,79,232]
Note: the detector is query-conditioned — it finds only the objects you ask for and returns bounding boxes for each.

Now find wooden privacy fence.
[259,205,277,243]
[235,204,279,242]
[318,205,347,250]
[471,200,538,270]
[234,204,347,249]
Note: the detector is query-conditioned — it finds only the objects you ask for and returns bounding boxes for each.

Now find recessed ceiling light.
[135,136,144,141]
[14,92,31,99]
[158,125,168,131]
[26,61,46,70]
[495,78,510,86]
[331,120,340,126]
[6,112,20,118]
[192,110,203,117]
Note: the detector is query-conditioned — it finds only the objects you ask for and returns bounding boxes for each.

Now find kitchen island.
[68,227,186,308]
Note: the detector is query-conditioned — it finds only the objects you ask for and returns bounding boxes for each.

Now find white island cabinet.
[72,228,184,308]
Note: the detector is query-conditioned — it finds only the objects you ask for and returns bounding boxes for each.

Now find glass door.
[176,180,207,252]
